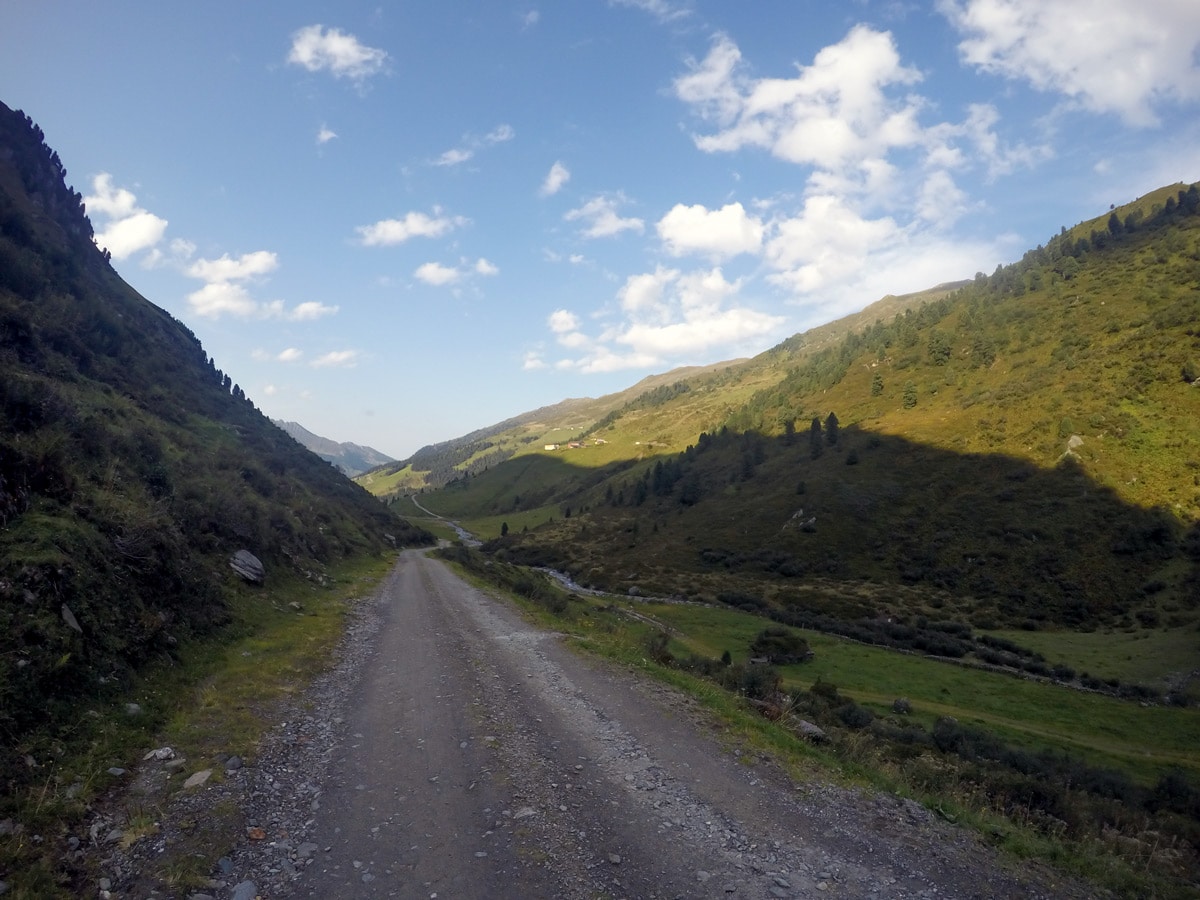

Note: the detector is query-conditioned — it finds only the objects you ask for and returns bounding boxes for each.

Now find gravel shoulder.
[96,550,1100,899]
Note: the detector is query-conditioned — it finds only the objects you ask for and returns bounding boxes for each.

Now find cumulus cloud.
[666,28,1046,317]
[414,262,461,286]
[183,250,329,320]
[415,258,499,286]
[186,250,278,283]
[84,174,168,261]
[522,350,548,370]
[287,25,387,82]
[940,0,1200,126]
[277,347,303,362]
[675,27,924,169]
[356,210,466,246]
[540,161,571,196]
[565,194,645,238]
[657,201,764,260]
[311,350,359,368]
[187,282,259,319]
[288,301,339,321]
[317,125,338,144]
[544,266,783,373]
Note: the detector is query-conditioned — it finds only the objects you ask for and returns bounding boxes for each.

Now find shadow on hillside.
[438,425,1199,631]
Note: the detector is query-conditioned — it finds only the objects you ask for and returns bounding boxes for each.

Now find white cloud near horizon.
[356,210,467,246]
[939,0,1200,126]
[547,266,783,373]
[287,25,388,82]
[84,173,168,261]
[540,161,571,196]
[565,194,645,238]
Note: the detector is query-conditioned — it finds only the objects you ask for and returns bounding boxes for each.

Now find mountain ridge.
[271,419,395,477]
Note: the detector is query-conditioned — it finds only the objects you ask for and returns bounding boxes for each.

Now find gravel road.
[99,550,1098,899]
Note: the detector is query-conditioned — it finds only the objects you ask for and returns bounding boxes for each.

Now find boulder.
[230,550,265,584]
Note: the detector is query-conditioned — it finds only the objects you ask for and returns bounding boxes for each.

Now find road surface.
[285,550,1087,899]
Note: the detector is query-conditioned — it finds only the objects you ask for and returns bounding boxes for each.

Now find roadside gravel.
[93,550,1100,899]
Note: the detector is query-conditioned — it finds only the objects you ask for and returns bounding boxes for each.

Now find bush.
[749,626,813,663]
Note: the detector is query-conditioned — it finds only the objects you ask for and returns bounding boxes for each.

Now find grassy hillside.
[0,102,432,803]
[413,183,1200,682]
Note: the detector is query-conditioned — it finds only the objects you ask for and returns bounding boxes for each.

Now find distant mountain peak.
[272,419,395,477]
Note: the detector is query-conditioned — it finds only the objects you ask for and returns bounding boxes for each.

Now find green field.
[638,601,1200,783]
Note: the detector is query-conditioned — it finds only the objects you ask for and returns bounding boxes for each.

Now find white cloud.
[666,28,1047,323]
[610,0,691,23]
[356,210,465,246]
[540,161,571,196]
[764,193,900,294]
[435,148,474,167]
[565,194,645,238]
[311,350,359,368]
[545,266,783,374]
[657,201,764,260]
[548,309,580,334]
[675,28,924,170]
[414,262,461,286]
[521,10,540,29]
[435,124,514,167]
[263,384,278,396]
[522,351,547,370]
[474,258,499,276]
[84,173,168,261]
[287,25,387,82]
[940,0,1200,126]
[289,301,339,321]
[186,281,259,318]
[317,125,338,144]
[915,170,970,226]
[184,248,290,319]
[186,250,278,282]
[278,347,303,362]
[486,124,515,144]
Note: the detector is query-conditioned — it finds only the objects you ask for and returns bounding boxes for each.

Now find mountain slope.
[413,182,1200,640]
[272,419,395,476]
[0,102,432,784]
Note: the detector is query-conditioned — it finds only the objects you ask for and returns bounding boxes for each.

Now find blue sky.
[4,1,1200,458]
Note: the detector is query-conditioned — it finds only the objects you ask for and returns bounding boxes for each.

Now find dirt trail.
[289,551,1091,899]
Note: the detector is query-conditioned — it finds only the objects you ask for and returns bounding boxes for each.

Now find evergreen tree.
[871,371,884,396]
[903,381,918,409]
[824,412,839,445]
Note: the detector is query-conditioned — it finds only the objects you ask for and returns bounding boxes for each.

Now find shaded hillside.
[0,103,432,783]
[420,182,1200,645]
[272,419,395,477]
